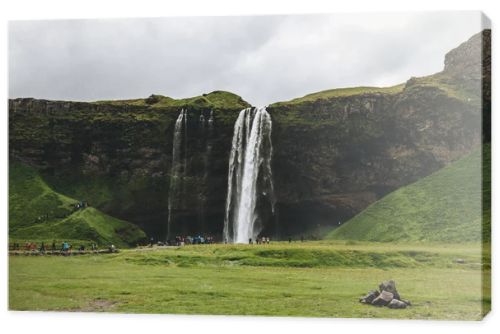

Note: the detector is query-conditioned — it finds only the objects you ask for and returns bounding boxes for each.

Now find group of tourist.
[163,235,276,246]
[151,235,217,247]
[12,233,303,254]
[9,240,109,255]
[251,236,271,244]
[188,235,215,245]
[147,235,278,246]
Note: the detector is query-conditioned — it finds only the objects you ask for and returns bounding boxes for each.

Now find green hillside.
[272,84,405,106]
[95,90,250,110]
[327,145,489,243]
[9,162,146,247]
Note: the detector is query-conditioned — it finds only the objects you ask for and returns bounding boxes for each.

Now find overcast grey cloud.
[9,12,486,106]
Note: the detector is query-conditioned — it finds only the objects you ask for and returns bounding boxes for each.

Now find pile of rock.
[359,280,411,309]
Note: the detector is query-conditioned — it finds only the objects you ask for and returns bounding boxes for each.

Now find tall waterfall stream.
[223,107,275,243]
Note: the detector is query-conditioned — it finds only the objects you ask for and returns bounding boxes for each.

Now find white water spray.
[223,107,274,243]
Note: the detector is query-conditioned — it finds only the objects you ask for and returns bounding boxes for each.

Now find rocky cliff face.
[269,86,480,236]
[9,92,250,238]
[9,30,490,239]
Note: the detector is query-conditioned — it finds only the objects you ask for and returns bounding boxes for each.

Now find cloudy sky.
[9,12,486,106]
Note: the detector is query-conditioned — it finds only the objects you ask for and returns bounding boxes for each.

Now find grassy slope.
[9,241,489,319]
[92,90,251,128]
[9,162,146,247]
[95,90,250,110]
[274,84,405,106]
[327,146,489,243]
[271,70,479,108]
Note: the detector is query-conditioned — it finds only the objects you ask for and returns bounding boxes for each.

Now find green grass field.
[9,241,490,319]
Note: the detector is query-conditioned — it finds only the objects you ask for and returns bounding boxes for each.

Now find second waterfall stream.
[223,107,275,243]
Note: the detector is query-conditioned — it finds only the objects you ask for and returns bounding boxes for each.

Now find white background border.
[1,1,498,333]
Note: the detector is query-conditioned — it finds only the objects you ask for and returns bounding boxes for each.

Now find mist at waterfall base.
[223,107,275,244]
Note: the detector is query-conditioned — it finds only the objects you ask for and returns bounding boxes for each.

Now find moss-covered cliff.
[10,91,250,239]
[9,30,490,240]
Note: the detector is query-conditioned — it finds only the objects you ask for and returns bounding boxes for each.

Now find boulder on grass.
[387,299,407,309]
[371,290,393,306]
[379,280,400,300]
[359,290,380,304]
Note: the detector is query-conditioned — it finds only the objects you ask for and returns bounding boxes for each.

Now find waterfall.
[198,111,214,232]
[223,107,274,243]
[206,110,214,162]
[208,110,214,127]
[183,109,188,178]
[167,109,187,240]
[203,111,215,182]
